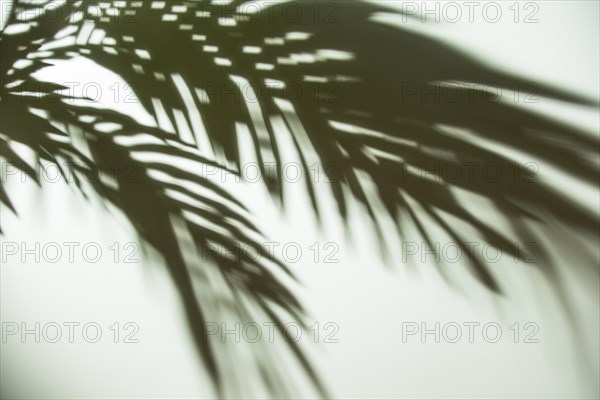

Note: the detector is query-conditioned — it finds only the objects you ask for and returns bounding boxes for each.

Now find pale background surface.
[1,1,598,398]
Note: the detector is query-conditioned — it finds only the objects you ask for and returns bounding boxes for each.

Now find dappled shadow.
[1,0,598,397]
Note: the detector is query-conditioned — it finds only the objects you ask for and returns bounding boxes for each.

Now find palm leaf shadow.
[1,0,598,397]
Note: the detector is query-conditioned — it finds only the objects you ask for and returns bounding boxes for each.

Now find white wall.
[1,1,598,398]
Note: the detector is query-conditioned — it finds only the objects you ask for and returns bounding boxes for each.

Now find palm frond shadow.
[1,0,598,397]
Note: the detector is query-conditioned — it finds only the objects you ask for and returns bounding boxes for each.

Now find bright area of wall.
[1,1,598,399]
